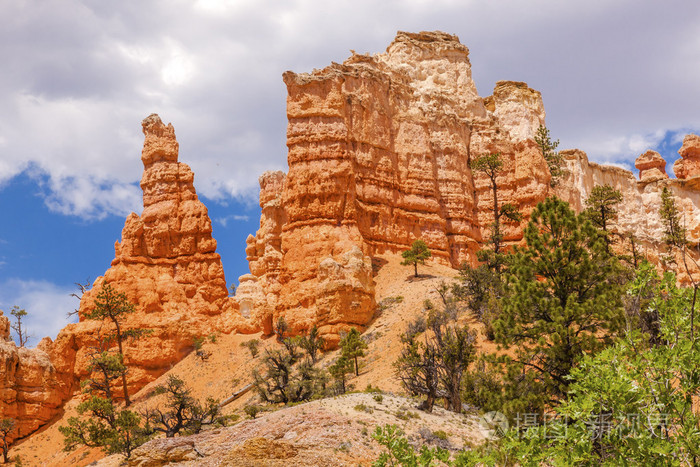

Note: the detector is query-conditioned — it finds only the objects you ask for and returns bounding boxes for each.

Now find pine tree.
[534,125,566,186]
[83,283,143,406]
[401,239,432,277]
[584,184,623,253]
[252,347,298,404]
[659,186,698,340]
[395,305,476,413]
[299,326,325,363]
[9,306,29,347]
[328,355,354,394]
[469,152,522,273]
[0,418,15,464]
[59,332,149,458]
[339,328,368,376]
[394,334,440,412]
[59,398,146,458]
[142,375,220,437]
[493,197,625,410]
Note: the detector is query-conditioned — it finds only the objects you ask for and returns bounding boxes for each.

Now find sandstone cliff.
[51,114,247,394]
[556,146,700,284]
[237,31,551,345]
[0,312,68,445]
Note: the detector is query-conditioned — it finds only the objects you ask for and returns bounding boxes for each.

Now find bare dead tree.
[68,278,92,318]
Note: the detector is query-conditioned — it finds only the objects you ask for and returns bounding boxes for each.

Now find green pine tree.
[299,326,325,363]
[59,397,147,458]
[59,332,149,458]
[470,152,522,273]
[401,239,432,277]
[339,328,368,376]
[493,197,625,413]
[142,375,220,437]
[328,355,354,394]
[0,418,15,464]
[534,125,566,186]
[659,186,698,340]
[584,184,623,253]
[83,283,144,407]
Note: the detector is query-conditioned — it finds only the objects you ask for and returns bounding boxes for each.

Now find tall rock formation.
[1,115,246,445]
[237,31,551,344]
[48,114,240,399]
[635,150,668,183]
[674,134,700,180]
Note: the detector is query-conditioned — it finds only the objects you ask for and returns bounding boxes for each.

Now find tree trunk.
[354,356,359,376]
[113,318,131,407]
[419,394,435,413]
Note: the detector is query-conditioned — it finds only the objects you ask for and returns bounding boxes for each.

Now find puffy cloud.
[0,279,78,345]
[0,0,698,220]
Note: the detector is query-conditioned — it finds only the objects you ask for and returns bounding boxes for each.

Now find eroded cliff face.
[237,31,551,344]
[556,147,700,284]
[0,312,68,445]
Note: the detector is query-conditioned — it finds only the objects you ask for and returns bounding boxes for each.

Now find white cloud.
[0,279,78,345]
[216,214,250,227]
[0,1,698,219]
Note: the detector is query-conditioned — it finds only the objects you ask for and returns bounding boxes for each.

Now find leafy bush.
[244,405,261,419]
[372,425,449,467]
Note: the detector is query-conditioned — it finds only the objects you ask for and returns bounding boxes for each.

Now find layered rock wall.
[557,148,700,283]
[0,312,68,445]
[238,31,551,344]
[3,31,699,451]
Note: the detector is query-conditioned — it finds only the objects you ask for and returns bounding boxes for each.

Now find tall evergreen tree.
[660,186,687,248]
[534,125,566,186]
[83,283,143,406]
[339,328,368,376]
[659,186,698,340]
[469,152,522,273]
[493,197,625,411]
[584,184,623,253]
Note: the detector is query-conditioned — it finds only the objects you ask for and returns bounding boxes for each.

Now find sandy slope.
[8,254,493,466]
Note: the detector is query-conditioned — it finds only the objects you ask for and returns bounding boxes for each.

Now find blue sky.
[1,0,699,345]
